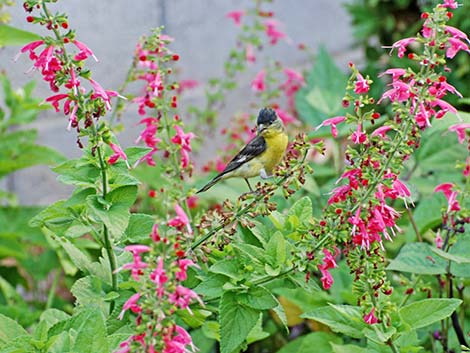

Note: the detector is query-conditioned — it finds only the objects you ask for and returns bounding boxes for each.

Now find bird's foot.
[260,168,273,180]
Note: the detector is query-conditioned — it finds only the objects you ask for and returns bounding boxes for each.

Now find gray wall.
[1,0,359,205]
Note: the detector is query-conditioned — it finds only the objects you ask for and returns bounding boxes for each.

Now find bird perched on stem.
[197,107,288,193]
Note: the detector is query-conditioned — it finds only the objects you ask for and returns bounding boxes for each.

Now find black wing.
[218,134,266,178]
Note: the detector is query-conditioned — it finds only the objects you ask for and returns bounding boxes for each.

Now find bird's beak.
[257,124,265,134]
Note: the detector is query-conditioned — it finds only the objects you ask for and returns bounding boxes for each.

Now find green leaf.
[70,276,109,316]
[302,304,367,339]
[0,313,28,346]
[295,46,349,129]
[399,298,462,330]
[219,291,259,353]
[0,24,41,47]
[430,247,470,264]
[330,343,367,353]
[246,314,270,344]
[54,159,100,188]
[238,286,277,310]
[386,243,447,275]
[48,307,109,353]
[123,213,155,244]
[209,260,242,281]
[194,274,228,299]
[266,231,287,268]
[277,332,341,353]
[0,144,65,178]
[449,236,470,277]
[87,185,137,239]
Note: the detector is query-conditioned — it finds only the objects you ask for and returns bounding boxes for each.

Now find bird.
[197,107,288,193]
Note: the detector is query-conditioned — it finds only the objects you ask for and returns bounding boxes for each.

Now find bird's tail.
[196,175,223,194]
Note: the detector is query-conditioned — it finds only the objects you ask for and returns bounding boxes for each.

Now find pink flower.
[245,44,256,63]
[388,37,416,58]
[73,40,98,62]
[446,38,470,59]
[118,293,141,320]
[284,68,304,84]
[251,70,266,92]
[45,93,70,112]
[351,123,367,144]
[226,10,244,25]
[14,40,44,61]
[321,248,339,270]
[435,183,460,213]
[464,157,470,177]
[168,204,192,234]
[430,98,457,116]
[435,230,443,249]
[150,257,168,298]
[177,79,198,94]
[274,108,296,125]
[379,80,413,103]
[363,307,379,325]
[316,116,346,138]
[89,78,121,110]
[319,267,333,290]
[445,26,470,44]
[448,123,470,143]
[354,73,369,94]
[371,125,392,138]
[171,125,195,168]
[392,179,411,200]
[441,0,458,9]
[264,19,287,45]
[151,224,160,242]
[163,325,196,353]
[378,68,406,81]
[327,184,351,205]
[108,142,128,165]
[169,285,202,313]
[175,259,195,282]
[125,245,151,254]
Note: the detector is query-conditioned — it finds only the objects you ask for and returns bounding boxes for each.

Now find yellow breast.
[259,128,288,174]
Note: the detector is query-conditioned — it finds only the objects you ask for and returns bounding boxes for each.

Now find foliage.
[1,1,470,353]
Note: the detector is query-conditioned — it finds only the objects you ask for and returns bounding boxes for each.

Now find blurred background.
[1,0,469,205]
[1,0,358,205]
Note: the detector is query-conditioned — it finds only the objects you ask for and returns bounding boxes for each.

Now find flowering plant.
[1,0,470,353]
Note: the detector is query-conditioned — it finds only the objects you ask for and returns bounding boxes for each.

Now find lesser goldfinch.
[197,107,288,193]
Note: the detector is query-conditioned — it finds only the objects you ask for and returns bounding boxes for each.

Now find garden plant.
[0,0,470,352]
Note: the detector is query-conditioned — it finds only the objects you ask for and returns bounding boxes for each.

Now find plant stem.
[96,140,118,312]
[45,270,59,309]
[406,208,422,242]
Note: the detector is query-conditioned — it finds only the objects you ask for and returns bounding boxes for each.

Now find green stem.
[45,270,59,310]
[96,141,118,307]
[406,208,422,242]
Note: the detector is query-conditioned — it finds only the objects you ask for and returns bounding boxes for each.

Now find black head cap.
[257,107,277,126]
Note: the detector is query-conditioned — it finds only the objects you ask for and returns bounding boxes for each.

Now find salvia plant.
[1,0,469,353]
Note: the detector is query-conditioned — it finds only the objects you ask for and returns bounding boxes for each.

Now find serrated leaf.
[266,231,287,267]
[219,291,259,353]
[123,213,155,244]
[87,185,137,239]
[238,286,277,310]
[194,274,227,299]
[0,313,28,346]
[70,276,108,315]
[386,243,447,275]
[302,304,367,339]
[209,260,242,280]
[430,247,470,264]
[399,298,462,330]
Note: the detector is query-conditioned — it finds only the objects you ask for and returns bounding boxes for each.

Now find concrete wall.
[1,0,359,205]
